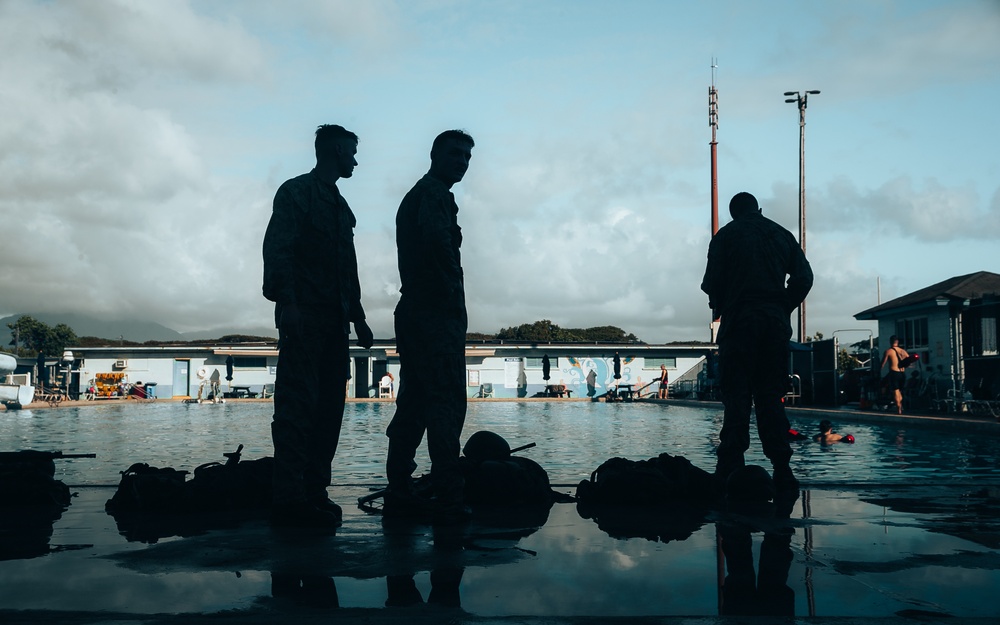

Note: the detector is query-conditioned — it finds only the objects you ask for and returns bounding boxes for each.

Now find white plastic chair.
[378,377,393,399]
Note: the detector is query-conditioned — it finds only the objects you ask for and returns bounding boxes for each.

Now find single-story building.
[53,342,716,401]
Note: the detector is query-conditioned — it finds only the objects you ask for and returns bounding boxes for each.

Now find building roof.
[854,271,1000,320]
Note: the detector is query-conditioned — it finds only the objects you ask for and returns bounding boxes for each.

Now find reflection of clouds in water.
[454,505,718,616]
[801,491,982,558]
[609,550,640,570]
[0,552,270,612]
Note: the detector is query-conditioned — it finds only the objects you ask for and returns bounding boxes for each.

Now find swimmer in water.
[813,420,845,443]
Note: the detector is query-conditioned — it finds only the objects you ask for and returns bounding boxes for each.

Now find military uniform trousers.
[271,320,349,505]
[716,315,793,475]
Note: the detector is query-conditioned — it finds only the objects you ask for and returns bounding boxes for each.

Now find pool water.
[3,400,998,486]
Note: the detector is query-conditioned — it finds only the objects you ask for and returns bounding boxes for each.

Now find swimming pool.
[3,400,998,486]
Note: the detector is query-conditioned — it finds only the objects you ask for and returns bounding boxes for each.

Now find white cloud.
[1,0,998,347]
[814,176,999,241]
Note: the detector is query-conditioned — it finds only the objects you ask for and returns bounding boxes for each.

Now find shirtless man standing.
[880,335,910,415]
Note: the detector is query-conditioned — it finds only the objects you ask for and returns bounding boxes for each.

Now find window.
[961,300,998,358]
[894,318,928,349]
[232,356,267,369]
[525,357,556,368]
[983,317,998,356]
[644,357,676,369]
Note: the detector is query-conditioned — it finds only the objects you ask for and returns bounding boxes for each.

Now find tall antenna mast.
[709,58,719,236]
[709,58,721,341]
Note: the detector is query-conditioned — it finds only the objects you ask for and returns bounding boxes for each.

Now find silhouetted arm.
[262,181,300,307]
[418,191,464,299]
[701,234,724,316]
[784,239,813,313]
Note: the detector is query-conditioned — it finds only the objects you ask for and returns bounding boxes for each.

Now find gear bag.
[576,453,715,506]
[105,463,189,512]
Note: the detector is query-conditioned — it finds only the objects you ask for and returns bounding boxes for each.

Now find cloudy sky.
[1,0,998,344]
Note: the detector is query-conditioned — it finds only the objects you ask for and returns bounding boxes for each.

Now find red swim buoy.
[844,434,855,443]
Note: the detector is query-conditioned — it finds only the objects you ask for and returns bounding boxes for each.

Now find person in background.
[262,124,374,528]
[880,335,910,415]
[657,364,670,399]
[813,420,845,443]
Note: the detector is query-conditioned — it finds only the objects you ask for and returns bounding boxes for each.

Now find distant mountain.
[1,312,279,347]
[1,312,184,346]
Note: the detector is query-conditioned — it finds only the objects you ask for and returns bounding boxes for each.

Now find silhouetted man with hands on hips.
[385,130,474,523]
[263,124,374,529]
[701,192,813,498]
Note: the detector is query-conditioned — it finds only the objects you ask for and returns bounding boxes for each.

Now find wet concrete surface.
[2,478,1000,624]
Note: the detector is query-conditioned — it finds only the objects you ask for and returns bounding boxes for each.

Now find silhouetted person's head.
[729,192,761,220]
[315,124,359,181]
[819,420,833,433]
[889,335,899,347]
[429,129,474,188]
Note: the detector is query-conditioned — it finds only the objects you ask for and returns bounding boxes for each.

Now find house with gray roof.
[854,271,1000,401]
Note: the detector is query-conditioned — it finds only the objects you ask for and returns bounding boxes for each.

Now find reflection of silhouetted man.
[263,124,374,528]
[385,569,464,608]
[272,573,340,608]
[386,130,474,521]
[701,192,813,494]
[718,524,795,616]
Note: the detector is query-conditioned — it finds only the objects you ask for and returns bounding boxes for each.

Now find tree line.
[469,319,642,343]
[6,315,644,358]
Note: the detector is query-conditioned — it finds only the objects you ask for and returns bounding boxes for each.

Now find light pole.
[784,89,820,343]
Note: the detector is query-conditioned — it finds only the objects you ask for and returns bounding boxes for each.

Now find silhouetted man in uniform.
[263,124,374,528]
[701,192,813,495]
[385,129,474,521]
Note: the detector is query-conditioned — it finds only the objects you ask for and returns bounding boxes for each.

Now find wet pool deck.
[2,401,999,624]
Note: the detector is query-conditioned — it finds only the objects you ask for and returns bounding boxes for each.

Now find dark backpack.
[576,453,715,506]
[186,456,274,510]
[105,463,189,512]
[463,455,553,505]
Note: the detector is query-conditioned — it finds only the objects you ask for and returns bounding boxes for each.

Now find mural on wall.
[565,355,639,390]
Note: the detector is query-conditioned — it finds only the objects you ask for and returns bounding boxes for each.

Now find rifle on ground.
[0,451,96,460]
[0,450,96,480]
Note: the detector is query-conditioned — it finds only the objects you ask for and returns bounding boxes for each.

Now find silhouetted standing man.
[701,192,813,495]
[263,124,374,528]
[386,130,474,521]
